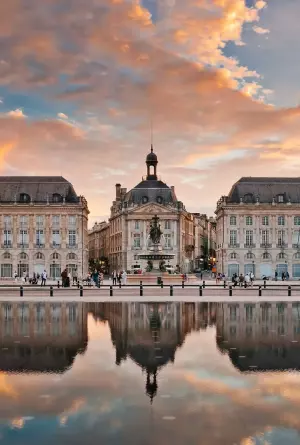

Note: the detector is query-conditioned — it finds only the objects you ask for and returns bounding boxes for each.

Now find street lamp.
[252,260,255,275]
[53,259,55,280]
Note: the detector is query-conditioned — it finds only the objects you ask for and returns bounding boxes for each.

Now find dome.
[146,145,158,164]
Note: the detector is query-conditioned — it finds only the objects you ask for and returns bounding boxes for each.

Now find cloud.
[253,25,270,34]
[57,112,68,119]
[5,109,26,118]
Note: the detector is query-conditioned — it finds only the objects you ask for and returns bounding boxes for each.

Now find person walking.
[117,271,122,286]
[14,271,18,283]
[245,273,250,288]
[72,268,78,285]
[275,271,278,281]
[41,270,47,286]
[250,271,254,287]
[112,270,117,285]
[282,271,285,281]
[121,270,127,286]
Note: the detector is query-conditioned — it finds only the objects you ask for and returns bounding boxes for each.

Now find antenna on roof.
[150,113,153,151]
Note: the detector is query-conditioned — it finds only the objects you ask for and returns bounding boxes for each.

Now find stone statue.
[149,215,162,245]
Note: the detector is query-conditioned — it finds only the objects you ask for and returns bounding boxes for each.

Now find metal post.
[20,286,23,297]
[229,285,232,297]
[119,281,121,289]
[161,281,164,289]
[140,285,143,297]
[288,285,291,297]
[170,285,173,296]
[110,285,113,297]
[50,286,53,297]
[77,281,80,289]
[140,280,143,286]
[264,280,266,289]
[199,285,202,296]
[182,280,184,288]
[223,280,226,288]
[203,280,206,288]
[244,281,247,288]
[258,286,262,296]
[80,285,83,297]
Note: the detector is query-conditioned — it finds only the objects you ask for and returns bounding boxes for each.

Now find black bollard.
[140,285,143,297]
[288,285,292,297]
[223,280,226,288]
[264,280,266,289]
[161,280,164,289]
[80,285,83,297]
[119,281,121,289]
[140,280,143,286]
[199,285,202,296]
[244,281,247,289]
[170,285,173,296]
[50,286,53,297]
[182,280,184,289]
[229,285,232,297]
[77,281,80,289]
[203,280,206,289]
[110,285,113,297]
[57,280,60,288]
[20,286,23,297]
[258,285,262,296]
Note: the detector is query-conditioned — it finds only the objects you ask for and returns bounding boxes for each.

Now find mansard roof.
[227,177,300,204]
[123,178,177,206]
[0,176,80,203]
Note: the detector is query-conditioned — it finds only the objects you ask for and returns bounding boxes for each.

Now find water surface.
[0,301,300,445]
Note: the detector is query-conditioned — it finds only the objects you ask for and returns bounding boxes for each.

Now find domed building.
[108,146,209,273]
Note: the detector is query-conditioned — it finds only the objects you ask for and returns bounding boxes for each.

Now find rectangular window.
[52,230,61,246]
[3,230,12,246]
[134,221,140,230]
[165,220,171,230]
[19,230,28,245]
[278,230,285,246]
[245,216,253,226]
[229,216,236,225]
[36,215,44,226]
[262,230,269,245]
[229,230,237,245]
[165,233,171,248]
[36,230,44,245]
[245,230,253,246]
[278,195,284,203]
[133,233,141,248]
[68,216,77,225]
[293,231,300,246]
[1,264,12,278]
[294,217,300,226]
[52,215,60,226]
[278,216,285,226]
[262,216,269,226]
[68,230,76,246]
[20,215,28,226]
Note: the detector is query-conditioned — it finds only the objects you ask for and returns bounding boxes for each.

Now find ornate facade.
[108,147,209,273]
[0,176,89,279]
[88,221,109,263]
[215,177,300,279]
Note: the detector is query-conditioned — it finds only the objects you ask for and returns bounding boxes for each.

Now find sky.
[1,0,300,227]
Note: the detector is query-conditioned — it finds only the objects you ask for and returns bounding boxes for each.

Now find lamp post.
[53,259,55,280]
[252,260,255,276]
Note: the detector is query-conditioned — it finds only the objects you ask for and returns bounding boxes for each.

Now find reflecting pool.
[1,301,300,444]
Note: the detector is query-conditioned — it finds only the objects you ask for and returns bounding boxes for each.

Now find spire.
[151,144,153,153]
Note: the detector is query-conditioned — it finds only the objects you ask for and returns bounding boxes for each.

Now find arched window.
[294,252,300,260]
[246,252,254,260]
[156,196,163,204]
[67,252,77,260]
[229,216,236,225]
[142,196,148,204]
[36,252,44,260]
[19,193,30,203]
[278,252,286,260]
[20,252,28,260]
[52,193,63,203]
[3,252,11,259]
[52,252,59,260]
[245,216,253,226]
[229,252,237,260]
[262,252,271,260]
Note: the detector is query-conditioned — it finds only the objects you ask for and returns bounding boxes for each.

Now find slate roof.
[227,177,300,204]
[0,176,79,203]
[123,179,177,205]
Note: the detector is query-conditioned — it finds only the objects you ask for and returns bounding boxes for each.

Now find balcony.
[260,243,272,248]
[277,243,288,248]
[293,244,300,249]
[17,243,29,248]
[52,243,61,248]
[67,244,77,249]
[2,243,12,248]
[245,244,256,248]
[35,243,45,248]
[229,243,239,248]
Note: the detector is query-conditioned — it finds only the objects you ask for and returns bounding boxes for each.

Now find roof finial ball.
[146,145,158,180]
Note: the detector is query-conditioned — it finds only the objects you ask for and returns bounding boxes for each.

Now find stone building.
[0,176,89,280]
[108,147,199,273]
[215,177,300,279]
[88,220,109,263]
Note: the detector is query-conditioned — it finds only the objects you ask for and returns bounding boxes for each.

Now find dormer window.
[142,196,148,204]
[244,193,254,204]
[19,193,30,203]
[277,194,284,203]
[52,193,63,203]
[156,196,163,204]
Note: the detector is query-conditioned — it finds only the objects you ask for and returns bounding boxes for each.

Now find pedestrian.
[61,268,68,287]
[282,272,285,281]
[250,271,254,286]
[117,271,122,286]
[14,271,18,283]
[112,270,117,285]
[286,271,290,280]
[72,268,78,285]
[122,270,127,286]
[41,270,47,286]
[245,273,250,287]
[275,271,278,281]
[239,274,244,287]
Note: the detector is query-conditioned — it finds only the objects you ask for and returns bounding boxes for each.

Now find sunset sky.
[1,0,300,226]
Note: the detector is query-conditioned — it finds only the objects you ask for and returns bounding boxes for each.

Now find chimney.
[115,183,121,201]
[171,186,175,194]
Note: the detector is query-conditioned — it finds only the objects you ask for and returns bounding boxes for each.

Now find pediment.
[129,203,176,215]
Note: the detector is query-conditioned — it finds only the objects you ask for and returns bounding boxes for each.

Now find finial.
[151,145,153,153]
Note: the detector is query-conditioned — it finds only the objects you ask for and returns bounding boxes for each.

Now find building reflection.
[216,302,300,371]
[0,302,88,373]
[89,302,217,402]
